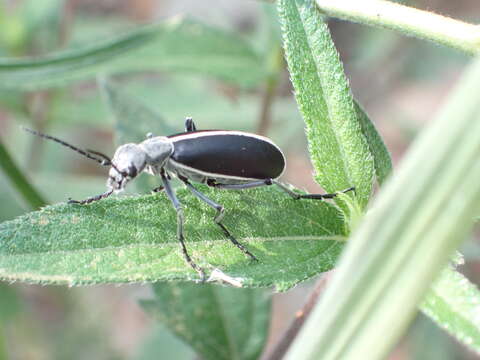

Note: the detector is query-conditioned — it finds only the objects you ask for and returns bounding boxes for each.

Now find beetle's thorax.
[140,136,174,175]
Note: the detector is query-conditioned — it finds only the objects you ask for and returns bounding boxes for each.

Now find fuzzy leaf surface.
[354,101,392,185]
[0,186,345,291]
[143,283,271,360]
[278,0,375,209]
[421,267,480,354]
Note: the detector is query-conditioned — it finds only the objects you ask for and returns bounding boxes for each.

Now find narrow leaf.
[285,55,480,360]
[0,139,46,209]
[0,19,264,90]
[354,101,392,184]
[0,186,345,291]
[278,0,375,209]
[143,283,271,360]
[421,267,480,354]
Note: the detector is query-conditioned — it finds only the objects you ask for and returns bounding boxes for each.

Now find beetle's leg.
[183,180,258,262]
[68,189,114,205]
[151,185,164,193]
[161,173,206,280]
[211,179,355,200]
[208,179,272,190]
[184,117,197,132]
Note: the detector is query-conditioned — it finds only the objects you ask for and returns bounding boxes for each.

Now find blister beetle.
[24,118,354,279]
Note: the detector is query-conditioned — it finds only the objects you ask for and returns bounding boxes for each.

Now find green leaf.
[0,138,47,210]
[99,77,177,146]
[0,186,345,291]
[142,283,271,360]
[278,0,375,209]
[100,77,180,193]
[284,54,480,360]
[421,267,480,354]
[0,19,265,90]
[134,325,195,360]
[354,101,392,185]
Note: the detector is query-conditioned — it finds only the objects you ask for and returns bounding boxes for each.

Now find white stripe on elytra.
[170,131,284,154]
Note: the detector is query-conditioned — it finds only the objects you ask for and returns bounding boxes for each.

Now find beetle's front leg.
[68,189,114,205]
[161,173,206,280]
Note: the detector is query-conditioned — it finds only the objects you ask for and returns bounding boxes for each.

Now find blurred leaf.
[0,139,47,210]
[284,52,480,360]
[21,0,64,53]
[100,77,178,192]
[0,284,21,322]
[0,18,265,90]
[143,283,271,360]
[278,0,374,209]
[354,101,392,185]
[0,186,345,290]
[421,267,480,354]
[409,313,459,360]
[134,324,195,360]
[100,77,177,145]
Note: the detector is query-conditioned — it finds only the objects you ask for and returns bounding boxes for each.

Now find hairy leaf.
[0,186,345,291]
[284,52,480,360]
[278,0,375,209]
[143,284,271,360]
[354,101,392,185]
[421,267,480,354]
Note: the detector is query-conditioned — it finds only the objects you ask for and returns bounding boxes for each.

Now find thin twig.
[257,45,283,136]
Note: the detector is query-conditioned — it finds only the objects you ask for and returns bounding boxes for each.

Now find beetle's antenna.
[23,127,112,167]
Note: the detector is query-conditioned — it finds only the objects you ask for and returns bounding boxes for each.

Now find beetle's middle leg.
[182,180,258,262]
[161,173,206,279]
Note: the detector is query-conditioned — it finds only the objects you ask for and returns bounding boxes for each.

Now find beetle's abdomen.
[169,131,285,180]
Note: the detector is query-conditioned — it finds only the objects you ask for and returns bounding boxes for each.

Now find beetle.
[24,118,354,279]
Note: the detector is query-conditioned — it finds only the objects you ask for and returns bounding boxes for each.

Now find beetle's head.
[108,144,147,191]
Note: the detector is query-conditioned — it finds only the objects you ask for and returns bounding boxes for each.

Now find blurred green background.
[0,0,479,359]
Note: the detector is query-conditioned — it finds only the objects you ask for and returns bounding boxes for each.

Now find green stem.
[315,0,480,55]
[257,44,283,135]
[0,139,46,210]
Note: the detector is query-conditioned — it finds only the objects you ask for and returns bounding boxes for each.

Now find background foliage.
[0,1,479,359]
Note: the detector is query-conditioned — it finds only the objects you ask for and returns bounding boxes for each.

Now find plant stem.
[263,272,333,360]
[257,45,283,136]
[315,0,480,55]
[0,139,46,210]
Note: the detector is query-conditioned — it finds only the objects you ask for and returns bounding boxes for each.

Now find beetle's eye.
[127,165,138,178]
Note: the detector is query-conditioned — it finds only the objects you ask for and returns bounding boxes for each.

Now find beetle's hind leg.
[184,117,197,132]
[272,181,355,200]
[161,173,206,280]
[182,180,258,262]
[210,179,355,200]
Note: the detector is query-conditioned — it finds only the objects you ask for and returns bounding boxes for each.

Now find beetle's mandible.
[24,118,354,279]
